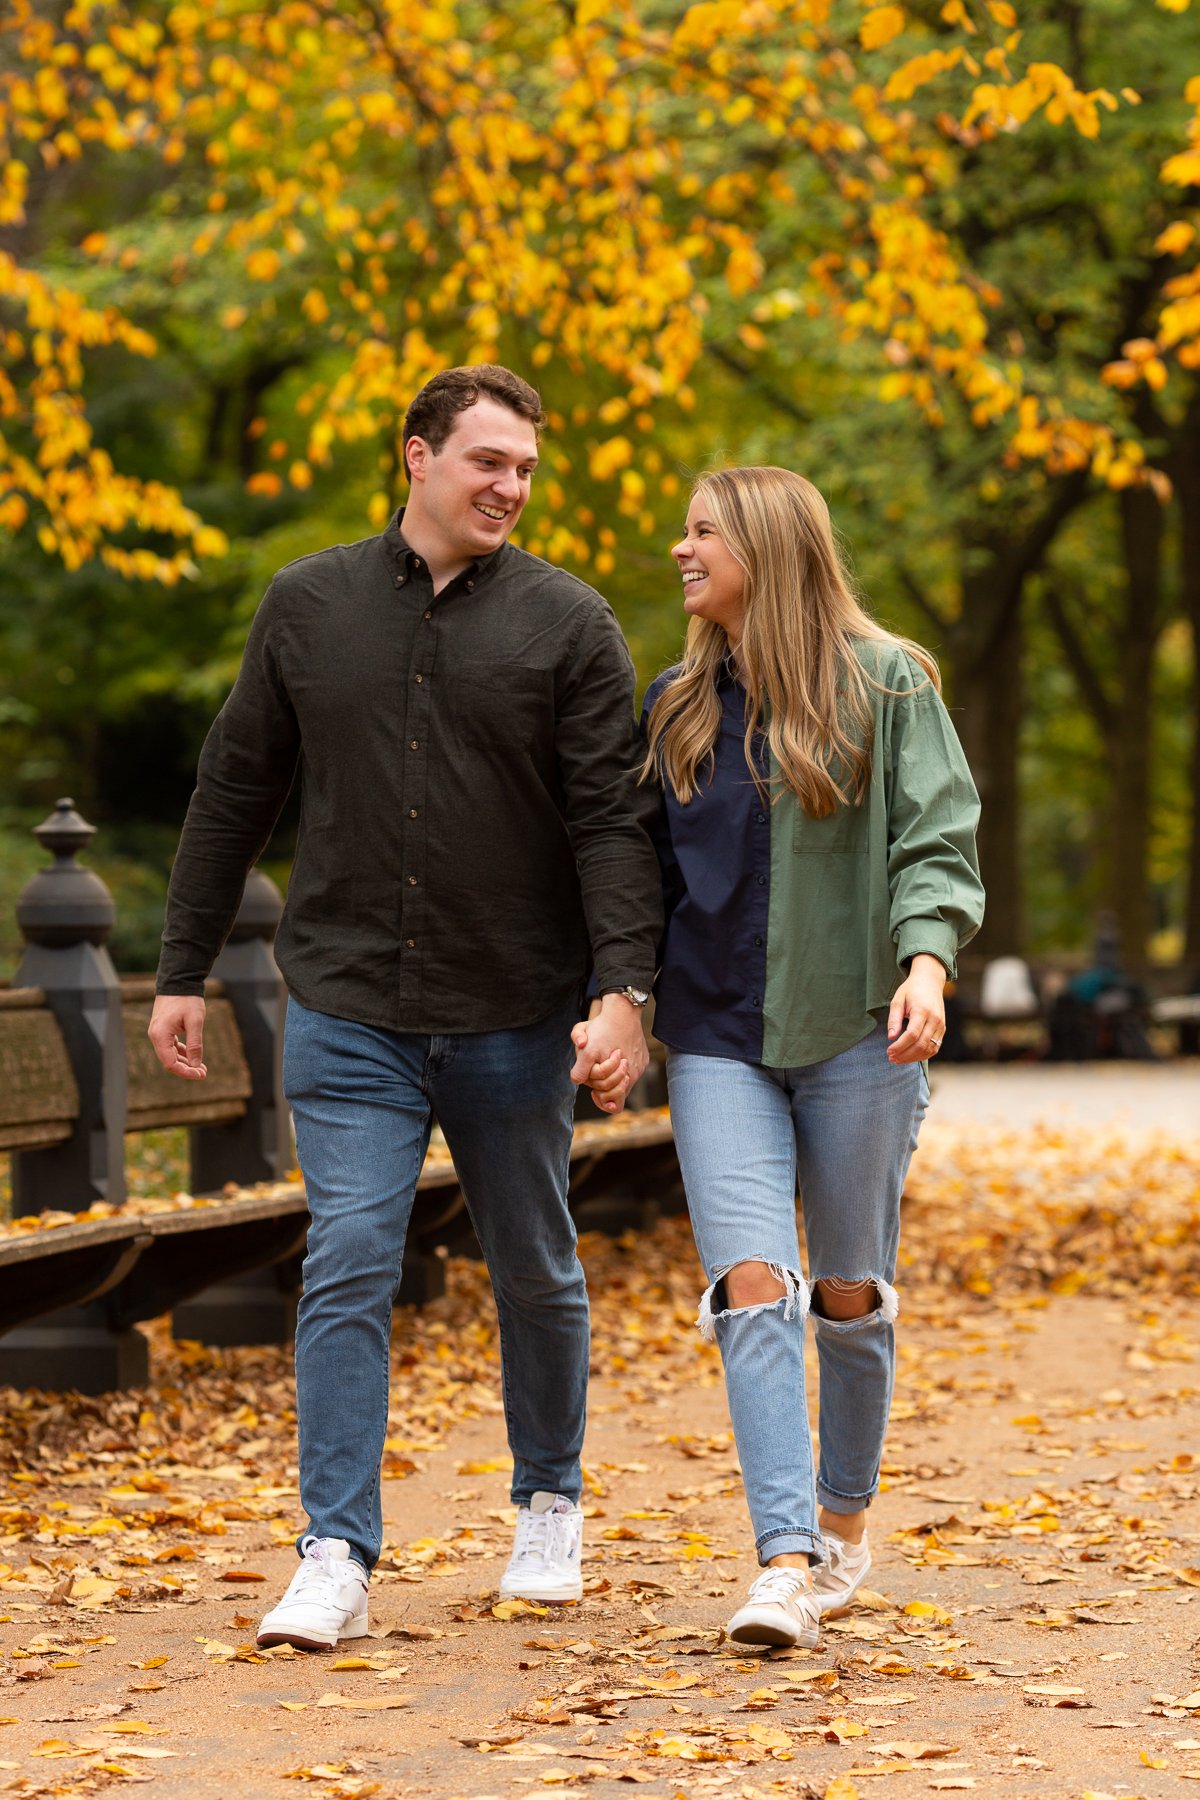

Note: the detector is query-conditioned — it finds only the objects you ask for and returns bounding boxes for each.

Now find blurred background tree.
[1,0,1197,971]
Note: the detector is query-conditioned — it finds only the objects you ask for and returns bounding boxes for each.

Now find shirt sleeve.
[156,583,301,994]
[886,678,985,980]
[554,603,663,995]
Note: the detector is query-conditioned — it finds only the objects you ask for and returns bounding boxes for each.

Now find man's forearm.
[157,799,281,992]
[157,725,298,990]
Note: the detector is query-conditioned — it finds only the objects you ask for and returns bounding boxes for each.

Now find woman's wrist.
[908,953,948,988]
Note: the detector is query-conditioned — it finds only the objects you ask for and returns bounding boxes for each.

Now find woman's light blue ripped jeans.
[666,1023,928,1566]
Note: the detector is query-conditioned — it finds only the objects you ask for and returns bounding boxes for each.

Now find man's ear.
[406,436,429,483]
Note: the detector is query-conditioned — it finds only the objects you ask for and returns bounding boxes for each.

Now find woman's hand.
[886,954,948,1064]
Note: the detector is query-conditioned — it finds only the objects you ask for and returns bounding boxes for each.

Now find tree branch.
[1010,468,1092,587]
[897,561,951,633]
[1043,581,1115,742]
[704,343,812,427]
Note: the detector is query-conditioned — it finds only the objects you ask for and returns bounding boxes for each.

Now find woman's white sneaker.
[257,1537,369,1650]
[726,1567,821,1647]
[499,1492,584,1603]
[813,1527,871,1614]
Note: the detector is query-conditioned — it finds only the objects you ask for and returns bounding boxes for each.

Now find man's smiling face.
[405,396,539,562]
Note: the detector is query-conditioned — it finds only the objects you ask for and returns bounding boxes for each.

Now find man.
[149,365,660,1650]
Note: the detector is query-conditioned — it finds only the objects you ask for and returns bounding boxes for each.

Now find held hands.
[148,994,209,1081]
[570,993,650,1115]
[886,954,948,1064]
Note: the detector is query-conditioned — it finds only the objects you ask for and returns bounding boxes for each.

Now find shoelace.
[512,1507,575,1567]
[823,1533,867,1579]
[292,1540,360,1594]
[747,1566,811,1606]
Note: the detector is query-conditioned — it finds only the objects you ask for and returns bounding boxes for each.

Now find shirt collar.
[383,506,509,587]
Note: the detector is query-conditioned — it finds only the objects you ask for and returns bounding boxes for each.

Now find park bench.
[0,801,678,1395]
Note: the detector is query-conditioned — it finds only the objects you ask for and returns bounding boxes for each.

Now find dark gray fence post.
[11,800,127,1214]
[2,800,149,1392]
[173,869,299,1345]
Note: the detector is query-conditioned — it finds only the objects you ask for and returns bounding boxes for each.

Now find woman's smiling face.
[672,494,746,643]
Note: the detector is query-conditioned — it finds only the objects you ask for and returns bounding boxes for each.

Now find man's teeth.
[476,504,506,520]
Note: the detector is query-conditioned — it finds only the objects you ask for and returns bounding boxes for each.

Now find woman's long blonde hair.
[643,466,939,814]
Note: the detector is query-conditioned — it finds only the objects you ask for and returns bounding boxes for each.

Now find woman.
[642,466,983,1648]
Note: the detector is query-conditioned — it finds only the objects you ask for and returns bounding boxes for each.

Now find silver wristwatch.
[602,985,651,1008]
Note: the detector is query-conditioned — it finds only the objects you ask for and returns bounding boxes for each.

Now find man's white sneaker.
[499,1491,583,1603]
[726,1566,821,1648]
[813,1527,871,1615]
[257,1537,369,1650]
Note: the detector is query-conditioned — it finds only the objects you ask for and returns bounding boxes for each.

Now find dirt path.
[1,1102,1199,1800]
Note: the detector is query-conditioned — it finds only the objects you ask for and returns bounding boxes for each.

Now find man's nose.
[493,467,522,499]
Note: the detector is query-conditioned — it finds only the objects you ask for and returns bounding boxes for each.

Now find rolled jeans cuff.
[755,1526,823,1566]
[816,1482,876,1515]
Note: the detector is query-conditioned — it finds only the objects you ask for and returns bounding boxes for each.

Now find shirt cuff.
[895,919,960,981]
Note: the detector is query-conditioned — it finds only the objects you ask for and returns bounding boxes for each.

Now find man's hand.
[570,993,650,1115]
[886,953,948,1064]
[148,994,209,1081]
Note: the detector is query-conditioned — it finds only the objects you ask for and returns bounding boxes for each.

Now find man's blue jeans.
[666,1024,928,1565]
[283,995,588,1572]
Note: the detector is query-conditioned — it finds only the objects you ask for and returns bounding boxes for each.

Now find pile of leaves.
[901,1124,1200,1301]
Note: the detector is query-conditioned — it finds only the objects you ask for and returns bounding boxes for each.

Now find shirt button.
[755,811,766,824]
[409,739,419,750]
[394,574,405,587]
[752,996,761,1008]
[414,673,424,684]
[406,875,417,886]
[405,937,416,949]
[754,935,763,946]
[408,808,418,819]
[423,609,432,621]
[756,874,766,886]
[412,557,422,570]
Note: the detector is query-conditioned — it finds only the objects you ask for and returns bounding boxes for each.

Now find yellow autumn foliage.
[0,0,1191,574]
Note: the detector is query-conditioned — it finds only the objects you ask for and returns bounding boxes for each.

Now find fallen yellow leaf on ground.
[823,1777,860,1800]
[904,1599,953,1623]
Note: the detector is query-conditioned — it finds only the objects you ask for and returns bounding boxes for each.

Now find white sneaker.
[726,1566,821,1648]
[498,1491,584,1603]
[257,1537,369,1650]
[812,1527,871,1615]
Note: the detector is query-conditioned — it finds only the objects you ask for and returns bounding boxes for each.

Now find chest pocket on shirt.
[441,667,553,752]
[792,796,868,854]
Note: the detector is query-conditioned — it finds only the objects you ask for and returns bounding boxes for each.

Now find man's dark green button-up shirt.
[157,514,662,1033]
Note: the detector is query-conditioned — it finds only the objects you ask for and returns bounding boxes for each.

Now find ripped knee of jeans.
[812,1273,899,1325]
[696,1260,810,1343]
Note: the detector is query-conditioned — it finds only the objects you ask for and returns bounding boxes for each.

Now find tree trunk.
[1105,486,1162,961]
[1174,412,1200,963]
[945,573,1024,957]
